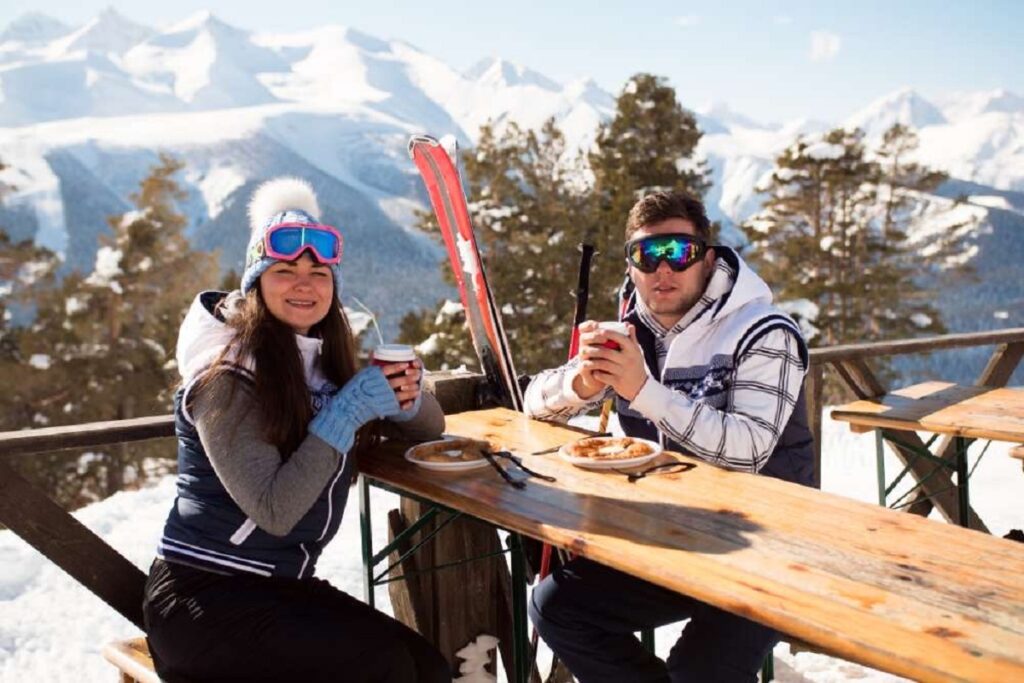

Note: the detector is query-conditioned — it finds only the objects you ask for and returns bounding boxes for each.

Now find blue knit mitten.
[309,367,401,453]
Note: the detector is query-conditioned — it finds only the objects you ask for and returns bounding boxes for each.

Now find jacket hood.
[176,290,325,390]
[176,291,246,388]
[706,246,774,321]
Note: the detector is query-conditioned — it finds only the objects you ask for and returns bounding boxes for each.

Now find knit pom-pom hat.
[240,177,343,299]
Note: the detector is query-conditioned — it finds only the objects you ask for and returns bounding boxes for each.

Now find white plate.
[404,438,491,472]
[557,437,662,470]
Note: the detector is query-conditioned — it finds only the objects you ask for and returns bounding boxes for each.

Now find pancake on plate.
[563,436,654,460]
[407,437,494,463]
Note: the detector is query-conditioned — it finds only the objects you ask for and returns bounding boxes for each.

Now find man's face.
[627,218,716,328]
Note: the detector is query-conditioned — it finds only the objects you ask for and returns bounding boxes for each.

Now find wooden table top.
[359,407,1024,683]
[830,381,1024,442]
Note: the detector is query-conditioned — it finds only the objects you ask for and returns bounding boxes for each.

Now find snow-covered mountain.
[0,12,70,45]
[0,9,1021,356]
[843,87,948,139]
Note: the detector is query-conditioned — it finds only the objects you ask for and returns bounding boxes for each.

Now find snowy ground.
[1,411,1020,682]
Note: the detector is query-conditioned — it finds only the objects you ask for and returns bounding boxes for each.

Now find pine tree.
[743,126,964,398]
[3,154,221,506]
[587,73,711,322]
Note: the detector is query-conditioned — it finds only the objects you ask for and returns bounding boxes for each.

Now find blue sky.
[3,0,1022,123]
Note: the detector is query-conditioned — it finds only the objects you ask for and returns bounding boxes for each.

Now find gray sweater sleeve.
[382,391,445,441]
[191,374,343,537]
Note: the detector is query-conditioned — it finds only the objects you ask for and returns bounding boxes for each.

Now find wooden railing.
[1,328,1023,630]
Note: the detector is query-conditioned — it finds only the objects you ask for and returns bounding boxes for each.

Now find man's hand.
[571,321,608,399]
[577,323,648,401]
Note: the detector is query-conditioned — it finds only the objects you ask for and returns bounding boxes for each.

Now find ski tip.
[439,135,459,164]
[408,134,440,158]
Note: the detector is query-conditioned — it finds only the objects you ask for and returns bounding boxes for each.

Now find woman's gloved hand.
[309,366,401,452]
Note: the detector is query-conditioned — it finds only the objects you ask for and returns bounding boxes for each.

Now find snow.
[453,634,499,682]
[910,313,933,328]
[937,88,1024,123]
[903,196,985,267]
[27,353,51,370]
[803,140,845,161]
[967,195,1014,212]
[192,164,246,219]
[843,88,947,140]
[776,299,821,342]
[415,332,443,356]
[64,296,87,315]
[88,246,122,280]
[436,299,465,323]
[48,9,152,58]
[1,411,1019,681]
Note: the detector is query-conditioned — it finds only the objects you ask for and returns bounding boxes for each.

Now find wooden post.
[805,363,824,489]
[0,458,146,628]
[388,498,528,681]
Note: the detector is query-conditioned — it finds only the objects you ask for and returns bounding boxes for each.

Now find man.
[525,190,814,682]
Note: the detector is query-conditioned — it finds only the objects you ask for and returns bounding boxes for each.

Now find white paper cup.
[371,344,416,376]
[597,321,629,349]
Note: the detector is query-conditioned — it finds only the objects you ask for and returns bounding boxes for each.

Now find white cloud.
[809,30,841,62]
[774,15,793,26]
[675,15,699,28]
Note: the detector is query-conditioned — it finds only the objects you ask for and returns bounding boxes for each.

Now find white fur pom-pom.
[247,177,321,233]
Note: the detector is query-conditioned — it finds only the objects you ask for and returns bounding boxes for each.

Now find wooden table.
[359,407,1024,683]
[831,382,1024,525]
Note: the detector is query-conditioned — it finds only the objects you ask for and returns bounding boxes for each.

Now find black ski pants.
[142,559,450,683]
[529,557,778,682]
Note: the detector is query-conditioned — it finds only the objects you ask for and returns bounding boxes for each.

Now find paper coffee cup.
[372,344,416,375]
[597,321,629,350]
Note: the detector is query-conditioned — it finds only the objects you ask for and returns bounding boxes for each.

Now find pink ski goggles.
[264,222,343,264]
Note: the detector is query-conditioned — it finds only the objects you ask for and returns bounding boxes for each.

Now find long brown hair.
[200,288,374,458]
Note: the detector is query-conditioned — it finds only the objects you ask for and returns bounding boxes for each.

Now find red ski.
[408,134,523,411]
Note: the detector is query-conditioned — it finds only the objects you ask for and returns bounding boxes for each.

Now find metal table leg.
[875,430,887,506]
[954,436,970,528]
[358,474,374,607]
[509,532,529,683]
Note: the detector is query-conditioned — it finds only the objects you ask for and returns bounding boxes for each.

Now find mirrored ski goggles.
[264,222,343,264]
[625,233,707,273]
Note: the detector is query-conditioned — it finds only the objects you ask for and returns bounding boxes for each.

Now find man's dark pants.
[529,557,779,682]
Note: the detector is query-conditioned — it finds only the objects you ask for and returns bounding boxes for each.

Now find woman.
[143,177,451,682]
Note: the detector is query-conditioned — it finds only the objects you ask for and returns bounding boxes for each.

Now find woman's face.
[259,252,334,335]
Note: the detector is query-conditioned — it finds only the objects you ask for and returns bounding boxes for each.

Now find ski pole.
[532,239,596,665]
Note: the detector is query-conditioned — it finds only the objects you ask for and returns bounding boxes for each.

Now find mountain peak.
[845,87,946,137]
[0,12,71,44]
[165,10,237,36]
[939,88,1024,122]
[55,7,153,55]
[466,57,560,91]
[696,101,767,130]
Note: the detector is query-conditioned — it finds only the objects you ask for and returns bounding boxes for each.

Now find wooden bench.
[1012,444,1024,471]
[102,638,161,683]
